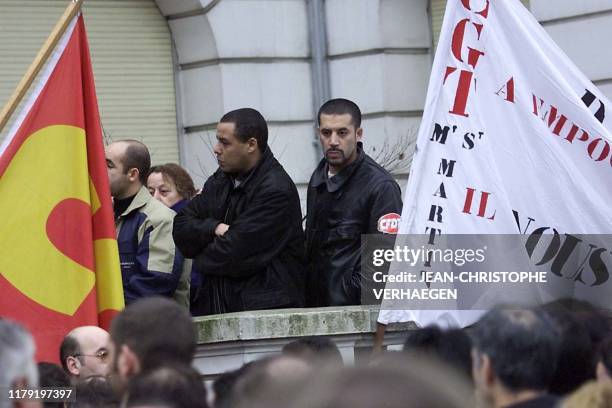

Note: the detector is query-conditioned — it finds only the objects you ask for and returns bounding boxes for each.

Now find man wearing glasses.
[59,326,110,381]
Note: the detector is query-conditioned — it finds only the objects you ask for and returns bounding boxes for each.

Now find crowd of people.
[2,297,612,407]
[1,98,611,406]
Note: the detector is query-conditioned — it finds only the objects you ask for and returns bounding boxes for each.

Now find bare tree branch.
[368,128,416,175]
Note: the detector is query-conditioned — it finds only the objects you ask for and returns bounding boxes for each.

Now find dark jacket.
[305,145,402,306]
[172,148,305,315]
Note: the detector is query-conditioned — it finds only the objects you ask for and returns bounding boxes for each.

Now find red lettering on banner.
[445,0,489,117]
[588,138,611,161]
[461,0,490,17]
[451,20,485,65]
[448,71,475,117]
[495,77,515,103]
[463,187,496,220]
[533,93,611,166]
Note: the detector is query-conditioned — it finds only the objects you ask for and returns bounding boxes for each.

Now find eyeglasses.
[73,350,109,362]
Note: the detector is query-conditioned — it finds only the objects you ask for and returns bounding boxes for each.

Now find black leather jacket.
[305,145,402,306]
[173,148,305,315]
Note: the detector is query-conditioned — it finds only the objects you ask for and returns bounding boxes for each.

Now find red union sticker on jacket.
[377,213,401,234]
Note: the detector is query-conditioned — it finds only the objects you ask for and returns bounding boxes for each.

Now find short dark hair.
[38,362,70,408]
[74,377,118,408]
[38,362,70,387]
[148,163,197,200]
[282,337,343,365]
[547,298,611,347]
[110,297,196,372]
[317,98,362,128]
[539,303,596,395]
[125,364,208,408]
[213,362,255,408]
[59,334,81,372]
[471,308,560,392]
[403,327,472,380]
[220,108,268,152]
[119,140,151,185]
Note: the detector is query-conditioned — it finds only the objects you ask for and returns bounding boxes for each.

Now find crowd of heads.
[0,297,201,408]
[2,296,612,407]
[209,299,612,408]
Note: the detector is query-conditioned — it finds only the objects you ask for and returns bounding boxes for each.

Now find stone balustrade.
[192,305,415,379]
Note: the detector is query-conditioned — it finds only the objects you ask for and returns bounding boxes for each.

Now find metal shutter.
[430,0,530,51]
[0,0,179,164]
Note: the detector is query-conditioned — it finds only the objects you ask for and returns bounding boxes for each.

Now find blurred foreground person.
[403,326,472,381]
[108,297,196,394]
[212,362,255,408]
[37,363,70,408]
[282,336,343,365]
[73,377,117,408]
[0,319,40,408]
[539,301,598,395]
[232,355,471,408]
[124,364,207,408]
[229,356,313,407]
[471,308,560,408]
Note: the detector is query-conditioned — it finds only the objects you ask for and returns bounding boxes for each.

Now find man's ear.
[472,350,495,386]
[247,137,258,154]
[482,354,495,386]
[66,356,81,376]
[117,344,141,380]
[126,168,140,183]
[597,361,611,381]
[356,127,363,142]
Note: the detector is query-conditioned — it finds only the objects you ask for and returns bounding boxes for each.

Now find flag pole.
[0,0,84,134]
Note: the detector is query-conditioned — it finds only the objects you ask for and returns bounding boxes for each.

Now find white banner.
[378,0,612,326]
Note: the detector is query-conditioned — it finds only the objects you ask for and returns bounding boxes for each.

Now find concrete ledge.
[194,305,417,344]
[192,306,417,377]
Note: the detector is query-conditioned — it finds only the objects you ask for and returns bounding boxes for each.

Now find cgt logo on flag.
[377,213,401,234]
[0,13,123,362]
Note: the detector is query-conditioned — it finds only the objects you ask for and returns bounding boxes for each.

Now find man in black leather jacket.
[172,108,305,315]
[305,99,403,306]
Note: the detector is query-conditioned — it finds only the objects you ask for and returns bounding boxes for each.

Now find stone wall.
[192,305,415,379]
[530,0,612,102]
[154,0,431,208]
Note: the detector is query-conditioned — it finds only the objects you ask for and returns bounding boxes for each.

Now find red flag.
[0,14,124,362]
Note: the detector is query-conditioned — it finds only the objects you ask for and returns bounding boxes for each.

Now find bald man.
[59,326,110,380]
[105,140,185,304]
